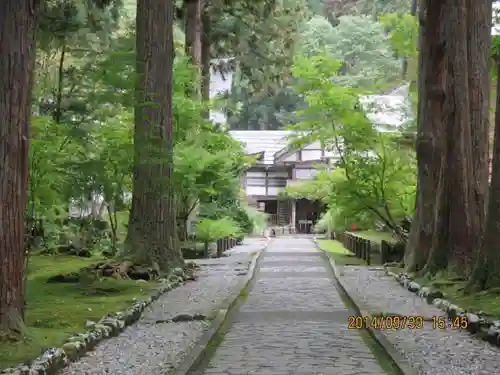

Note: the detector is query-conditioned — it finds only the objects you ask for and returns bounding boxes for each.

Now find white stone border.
[384,267,500,348]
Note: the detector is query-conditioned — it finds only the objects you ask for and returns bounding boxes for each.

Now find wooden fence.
[215,237,239,257]
[336,232,372,265]
[335,232,405,265]
[380,240,405,264]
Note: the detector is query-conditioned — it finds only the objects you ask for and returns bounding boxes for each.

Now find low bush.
[195,217,242,257]
[242,205,268,235]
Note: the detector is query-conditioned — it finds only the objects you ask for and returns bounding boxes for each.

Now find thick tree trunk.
[201,9,211,105]
[405,0,445,272]
[0,0,41,332]
[425,0,479,276]
[466,0,493,288]
[185,0,202,65]
[125,0,183,271]
[185,0,202,97]
[469,58,500,289]
[466,0,491,243]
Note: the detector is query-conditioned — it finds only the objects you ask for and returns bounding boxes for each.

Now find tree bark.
[0,0,41,332]
[185,0,202,66]
[125,0,183,271]
[466,0,493,288]
[404,0,445,272]
[201,8,211,105]
[424,0,479,276]
[469,57,500,289]
[185,0,202,98]
[466,0,491,242]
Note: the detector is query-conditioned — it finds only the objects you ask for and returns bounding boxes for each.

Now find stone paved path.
[200,237,388,375]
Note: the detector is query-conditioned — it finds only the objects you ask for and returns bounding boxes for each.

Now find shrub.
[195,217,242,257]
[242,205,268,235]
[231,206,253,235]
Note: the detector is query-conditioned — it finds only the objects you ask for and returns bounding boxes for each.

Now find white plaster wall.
[295,168,317,180]
[301,149,322,161]
[246,170,266,178]
[246,186,266,196]
[267,187,283,196]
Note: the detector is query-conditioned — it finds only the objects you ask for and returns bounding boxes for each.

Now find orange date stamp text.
[348,315,469,330]
[348,315,425,330]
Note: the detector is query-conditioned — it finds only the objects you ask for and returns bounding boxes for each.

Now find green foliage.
[379,13,418,60]
[29,116,75,217]
[174,128,250,211]
[212,0,308,94]
[362,0,413,17]
[225,0,308,130]
[242,205,269,234]
[296,15,336,57]
[289,53,416,234]
[71,112,133,208]
[313,209,335,234]
[328,15,401,88]
[195,218,242,242]
[226,0,411,131]
[493,36,500,66]
[29,19,250,256]
[230,207,253,235]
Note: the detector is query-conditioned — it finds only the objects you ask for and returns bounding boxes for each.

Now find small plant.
[242,205,268,235]
[195,217,242,257]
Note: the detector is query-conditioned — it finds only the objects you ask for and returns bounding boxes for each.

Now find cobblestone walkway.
[201,237,388,375]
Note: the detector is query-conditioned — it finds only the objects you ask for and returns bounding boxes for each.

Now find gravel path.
[200,237,387,375]
[338,266,500,375]
[59,238,267,375]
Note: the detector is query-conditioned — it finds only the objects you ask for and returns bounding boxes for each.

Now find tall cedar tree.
[201,8,211,106]
[404,0,445,272]
[424,0,481,276]
[467,0,493,288]
[472,56,500,289]
[184,0,202,97]
[0,0,42,332]
[185,0,202,67]
[467,0,491,238]
[125,0,183,270]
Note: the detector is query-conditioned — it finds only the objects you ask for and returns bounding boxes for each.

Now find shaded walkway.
[199,237,388,375]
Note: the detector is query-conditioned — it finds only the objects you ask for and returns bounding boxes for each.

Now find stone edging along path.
[384,268,500,348]
[314,243,419,375]
[169,242,266,375]
[0,242,267,375]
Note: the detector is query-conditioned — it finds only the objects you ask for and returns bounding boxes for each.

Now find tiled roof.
[229,130,293,165]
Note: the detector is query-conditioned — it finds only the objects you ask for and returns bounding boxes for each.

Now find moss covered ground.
[0,254,157,369]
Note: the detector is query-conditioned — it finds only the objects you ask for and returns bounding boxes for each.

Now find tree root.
[85,260,160,281]
[47,260,161,283]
